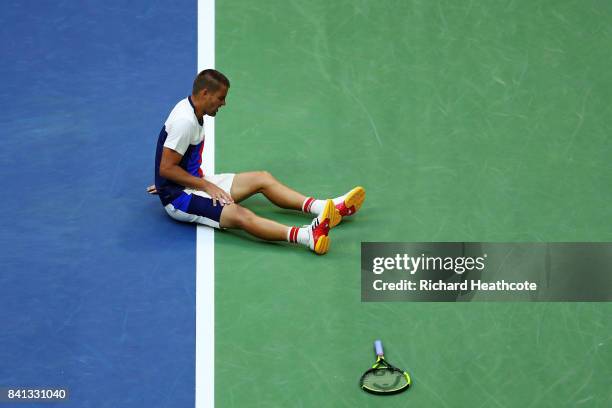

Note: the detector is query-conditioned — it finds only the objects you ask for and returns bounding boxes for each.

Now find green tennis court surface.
[214,1,611,406]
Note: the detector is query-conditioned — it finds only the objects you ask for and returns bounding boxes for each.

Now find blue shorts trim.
[171,192,192,212]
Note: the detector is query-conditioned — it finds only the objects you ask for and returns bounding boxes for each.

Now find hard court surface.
[1,1,611,407]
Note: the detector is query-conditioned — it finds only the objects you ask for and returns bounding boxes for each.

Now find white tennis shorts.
[164,173,236,229]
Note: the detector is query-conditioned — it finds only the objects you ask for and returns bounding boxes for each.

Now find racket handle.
[374,340,384,356]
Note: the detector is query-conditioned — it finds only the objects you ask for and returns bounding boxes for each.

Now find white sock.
[332,193,346,206]
[302,197,325,215]
[302,196,346,215]
[287,226,311,247]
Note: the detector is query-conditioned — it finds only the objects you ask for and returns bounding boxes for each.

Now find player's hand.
[204,183,234,206]
[147,185,158,195]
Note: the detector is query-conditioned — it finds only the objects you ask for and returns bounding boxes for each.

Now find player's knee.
[233,205,257,229]
[257,170,275,188]
[221,204,252,229]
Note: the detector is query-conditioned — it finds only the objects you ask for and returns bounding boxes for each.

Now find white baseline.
[196,0,215,407]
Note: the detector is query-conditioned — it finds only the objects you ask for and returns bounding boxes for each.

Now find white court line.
[196,0,215,407]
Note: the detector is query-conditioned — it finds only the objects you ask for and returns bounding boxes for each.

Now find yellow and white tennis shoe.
[331,186,366,228]
[308,199,339,254]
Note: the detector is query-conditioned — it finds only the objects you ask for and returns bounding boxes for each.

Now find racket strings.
[360,367,410,394]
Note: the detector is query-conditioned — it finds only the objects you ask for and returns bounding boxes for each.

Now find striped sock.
[287,226,310,247]
[301,197,326,215]
[303,195,348,215]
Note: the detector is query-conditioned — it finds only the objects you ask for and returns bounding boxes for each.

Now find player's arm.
[159,147,234,205]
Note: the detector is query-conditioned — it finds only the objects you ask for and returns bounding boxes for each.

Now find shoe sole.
[314,235,330,255]
[331,186,365,228]
[322,199,341,230]
[313,200,336,254]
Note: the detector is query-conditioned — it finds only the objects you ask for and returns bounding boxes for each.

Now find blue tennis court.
[2,1,611,407]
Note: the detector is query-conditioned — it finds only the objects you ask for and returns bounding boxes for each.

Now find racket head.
[359,361,411,395]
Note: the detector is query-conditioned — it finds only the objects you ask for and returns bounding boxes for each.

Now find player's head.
[192,69,230,117]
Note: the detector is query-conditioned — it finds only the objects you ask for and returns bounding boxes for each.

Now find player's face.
[204,85,228,116]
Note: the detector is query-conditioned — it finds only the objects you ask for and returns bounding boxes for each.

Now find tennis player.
[149,69,365,254]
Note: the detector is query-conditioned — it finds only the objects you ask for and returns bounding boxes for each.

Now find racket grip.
[374,340,384,356]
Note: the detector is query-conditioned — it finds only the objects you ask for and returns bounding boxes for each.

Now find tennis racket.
[359,340,411,395]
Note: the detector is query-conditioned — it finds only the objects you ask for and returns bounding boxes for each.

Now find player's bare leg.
[230,171,306,209]
[230,171,365,228]
[220,203,288,241]
[219,200,337,255]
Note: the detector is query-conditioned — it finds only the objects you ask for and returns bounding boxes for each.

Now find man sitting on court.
[149,69,365,254]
